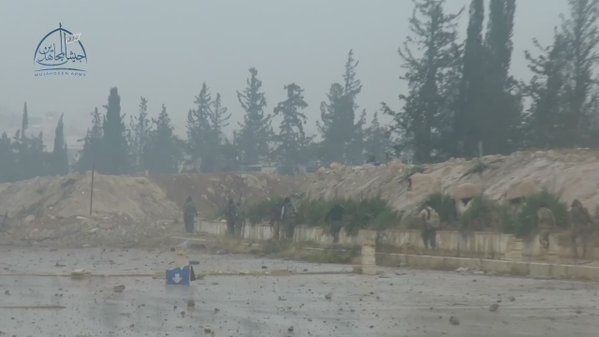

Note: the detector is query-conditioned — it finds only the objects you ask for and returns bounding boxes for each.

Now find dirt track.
[1,247,598,337]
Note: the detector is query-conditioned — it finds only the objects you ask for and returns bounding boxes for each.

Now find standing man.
[570,199,594,259]
[537,207,555,249]
[280,197,296,240]
[234,199,244,237]
[326,203,345,243]
[183,196,198,234]
[419,206,440,249]
[224,198,238,236]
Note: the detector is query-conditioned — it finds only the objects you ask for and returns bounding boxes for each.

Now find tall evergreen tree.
[187,83,212,164]
[21,102,28,140]
[51,114,69,175]
[236,68,271,165]
[482,0,521,154]
[144,104,182,174]
[524,31,569,147]
[318,83,347,164]
[318,50,364,164]
[129,97,150,171]
[100,87,129,174]
[209,93,231,142]
[0,132,17,182]
[273,83,309,174]
[454,0,486,156]
[77,108,103,172]
[205,93,232,172]
[385,0,463,163]
[364,111,389,163]
[523,0,599,148]
[560,0,599,146]
[347,109,366,165]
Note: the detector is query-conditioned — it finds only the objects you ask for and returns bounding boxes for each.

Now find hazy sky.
[0,0,568,146]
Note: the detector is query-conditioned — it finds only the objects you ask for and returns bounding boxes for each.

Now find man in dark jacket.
[570,199,594,258]
[183,196,198,234]
[224,198,238,236]
[326,204,344,243]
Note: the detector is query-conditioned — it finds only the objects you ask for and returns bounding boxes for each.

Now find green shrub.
[261,196,402,233]
[420,192,458,226]
[459,196,499,230]
[498,204,519,234]
[513,191,568,237]
[244,197,283,225]
[295,198,336,227]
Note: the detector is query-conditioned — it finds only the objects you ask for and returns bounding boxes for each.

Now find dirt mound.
[151,173,301,217]
[3,148,599,246]
[0,173,181,246]
[0,172,300,247]
[304,149,599,216]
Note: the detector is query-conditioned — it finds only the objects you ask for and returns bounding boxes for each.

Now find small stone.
[187,299,195,308]
[449,316,460,326]
[288,326,294,332]
[509,296,516,302]
[489,303,499,312]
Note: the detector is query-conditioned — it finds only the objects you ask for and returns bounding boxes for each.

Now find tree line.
[2,0,599,182]
[0,103,68,182]
[72,55,389,177]
[385,0,599,162]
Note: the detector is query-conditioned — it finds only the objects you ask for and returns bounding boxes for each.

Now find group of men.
[182,195,348,243]
[182,196,244,236]
[527,199,595,258]
[418,198,597,258]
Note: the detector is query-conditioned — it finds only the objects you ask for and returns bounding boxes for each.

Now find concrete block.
[529,263,551,278]
[358,230,377,246]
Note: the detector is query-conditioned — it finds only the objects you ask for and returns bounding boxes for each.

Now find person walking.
[183,196,198,234]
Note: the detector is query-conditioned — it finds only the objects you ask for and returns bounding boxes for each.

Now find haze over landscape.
[0,0,567,146]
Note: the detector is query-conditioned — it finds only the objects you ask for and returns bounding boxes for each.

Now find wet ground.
[1,247,599,337]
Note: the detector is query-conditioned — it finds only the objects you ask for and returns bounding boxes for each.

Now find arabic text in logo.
[33,23,87,77]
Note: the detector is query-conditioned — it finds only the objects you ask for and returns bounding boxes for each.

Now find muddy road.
[0,247,598,337]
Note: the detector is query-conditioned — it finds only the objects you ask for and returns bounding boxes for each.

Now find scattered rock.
[113,285,125,293]
[509,296,516,302]
[325,292,332,300]
[449,316,460,326]
[489,303,499,312]
[187,299,195,308]
[288,326,294,332]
